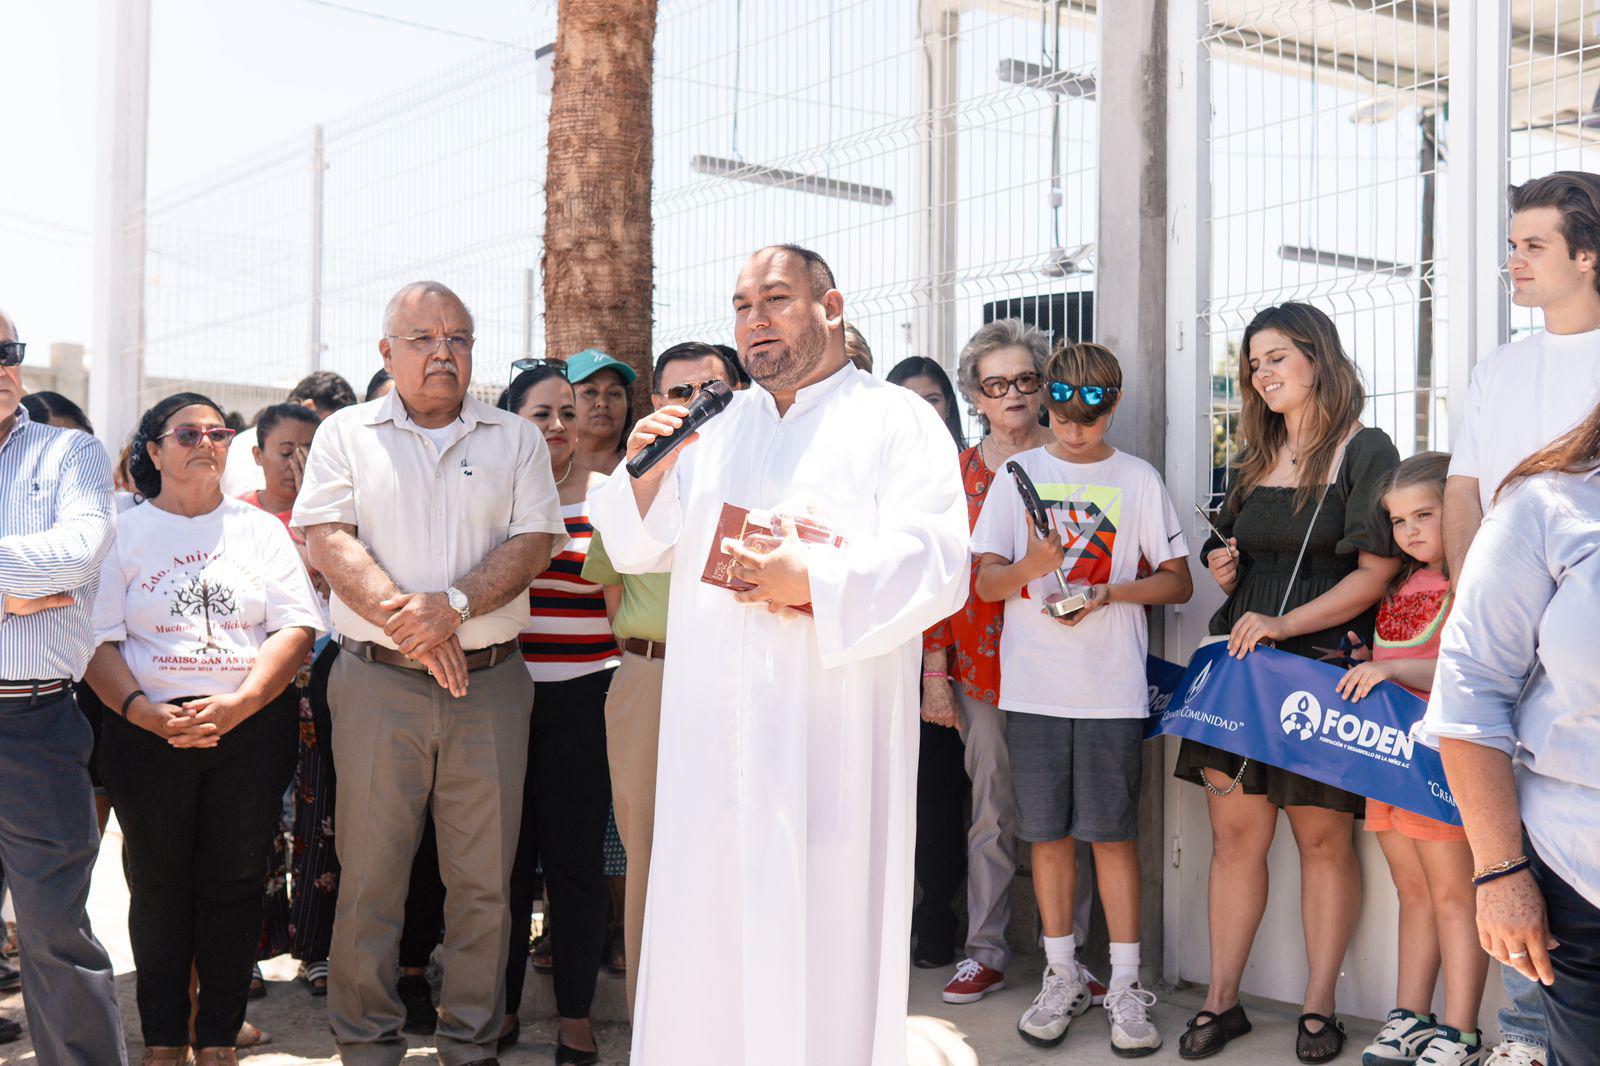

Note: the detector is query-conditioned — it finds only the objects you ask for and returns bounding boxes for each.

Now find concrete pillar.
[90,0,150,449]
[1097,0,1169,983]
[50,343,88,408]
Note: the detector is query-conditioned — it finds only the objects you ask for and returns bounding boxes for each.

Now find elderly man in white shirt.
[295,281,566,1066]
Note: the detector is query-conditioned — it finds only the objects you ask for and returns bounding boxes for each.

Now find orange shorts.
[1364,800,1467,842]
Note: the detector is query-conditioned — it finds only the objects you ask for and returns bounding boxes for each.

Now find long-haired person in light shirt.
[1422,399,1600,1064]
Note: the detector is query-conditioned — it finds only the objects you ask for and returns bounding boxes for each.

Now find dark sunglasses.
[1048,382,1121,407]
[664,379,721,403]
[509,357,567,386]
[158,425,237,448]
[977,372,1043,398]
[0,341,24,368]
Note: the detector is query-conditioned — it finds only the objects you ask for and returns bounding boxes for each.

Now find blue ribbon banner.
[1144,643,1461,825]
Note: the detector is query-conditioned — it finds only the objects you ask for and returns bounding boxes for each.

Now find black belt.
[0,679,71,703]
[338,638,520,673]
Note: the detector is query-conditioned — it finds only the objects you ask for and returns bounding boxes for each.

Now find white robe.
[588,363,969,1066]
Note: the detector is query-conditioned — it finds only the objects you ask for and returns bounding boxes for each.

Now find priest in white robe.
[588,245,970,1065]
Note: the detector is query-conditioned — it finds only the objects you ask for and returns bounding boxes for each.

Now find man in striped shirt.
[0,309,126,1063]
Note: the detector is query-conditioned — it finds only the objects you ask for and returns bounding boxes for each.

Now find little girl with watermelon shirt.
[1337,452,1489,1066]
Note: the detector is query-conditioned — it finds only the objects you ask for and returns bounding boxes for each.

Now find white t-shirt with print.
[1451,328,1600,513]
[970,446,1187,720]
[92,497,326,703]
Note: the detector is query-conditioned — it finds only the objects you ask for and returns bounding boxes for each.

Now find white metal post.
[1445,0,1510,438]
[1161,0,1210,989]
[90,0,151,448]
[912,0,959,370]
[308,124,326,375]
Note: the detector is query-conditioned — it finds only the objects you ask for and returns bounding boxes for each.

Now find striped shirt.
[0,404,116,681]
[520,499,621,683]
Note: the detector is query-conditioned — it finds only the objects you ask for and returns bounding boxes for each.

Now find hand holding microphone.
[625,380,734,481]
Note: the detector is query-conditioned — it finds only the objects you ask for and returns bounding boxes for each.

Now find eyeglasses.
[1048,382,1121,407]
[509,357,567,385]
[0,341,24,368]
[977,372,1043,398]
[387,333,475,356]
[157,425,237,448]
[663,379,721,403]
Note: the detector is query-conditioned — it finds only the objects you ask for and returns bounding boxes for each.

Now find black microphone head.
[695,378,735,414]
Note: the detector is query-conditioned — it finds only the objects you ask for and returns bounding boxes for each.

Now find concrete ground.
[1,821,1378,1064]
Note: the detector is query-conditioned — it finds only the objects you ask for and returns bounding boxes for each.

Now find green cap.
[563,348,637,386]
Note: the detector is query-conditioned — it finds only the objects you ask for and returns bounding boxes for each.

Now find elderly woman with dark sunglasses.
[85,392,323,1066]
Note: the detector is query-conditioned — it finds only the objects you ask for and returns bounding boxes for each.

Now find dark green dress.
[1172,427,1400,812]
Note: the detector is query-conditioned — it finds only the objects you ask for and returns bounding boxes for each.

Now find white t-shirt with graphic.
[1451,328,1600,513]
[93,497,326,703]
[971,446,1187,719]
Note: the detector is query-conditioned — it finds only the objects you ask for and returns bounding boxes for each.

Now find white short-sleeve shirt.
[970,446,1188,719]
[291,392,568,649]
[92,497,326,703]
[1450,328,1600,512]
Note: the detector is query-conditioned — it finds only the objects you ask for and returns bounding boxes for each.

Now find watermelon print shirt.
[1372,567,1451,698]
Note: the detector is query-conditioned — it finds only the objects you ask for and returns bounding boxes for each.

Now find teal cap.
[563,348,637,386]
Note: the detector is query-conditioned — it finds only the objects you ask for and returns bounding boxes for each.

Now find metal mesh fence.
[1199,1,1449,511]
[135,1,1100,431]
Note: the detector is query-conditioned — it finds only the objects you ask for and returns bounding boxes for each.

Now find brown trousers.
[603,650,665,1016]
[325,652,533,1066]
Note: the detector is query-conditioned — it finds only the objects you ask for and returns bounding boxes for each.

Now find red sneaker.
[941,959,1006,1004]
[1079,962,1109,1006]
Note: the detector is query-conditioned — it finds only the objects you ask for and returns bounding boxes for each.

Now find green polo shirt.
[582,528,670,643]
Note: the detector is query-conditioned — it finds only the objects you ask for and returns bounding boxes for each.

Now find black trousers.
[506,669,613,1020]
[398,814,447,970]
[101,688,298,1048]
[912,717,969,955]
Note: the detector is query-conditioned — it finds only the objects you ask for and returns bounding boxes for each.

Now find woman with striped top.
[498,363,617,1064]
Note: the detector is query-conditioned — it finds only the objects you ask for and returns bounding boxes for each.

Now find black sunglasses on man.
[0,341,24,368]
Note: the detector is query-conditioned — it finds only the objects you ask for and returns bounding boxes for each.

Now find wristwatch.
[445,586,471,623]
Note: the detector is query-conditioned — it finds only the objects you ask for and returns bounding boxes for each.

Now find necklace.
[555,456,576,485]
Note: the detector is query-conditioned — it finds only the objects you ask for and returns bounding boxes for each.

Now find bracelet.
[119,689,146,718]
[1472,856,1530,887]
[922,671,951,681]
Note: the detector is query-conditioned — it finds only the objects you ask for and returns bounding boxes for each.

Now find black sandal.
[1296,1012,1346,1063]
[1178,1002,1252,1059]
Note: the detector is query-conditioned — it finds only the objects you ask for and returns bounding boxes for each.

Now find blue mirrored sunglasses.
[1048,381,1121,406]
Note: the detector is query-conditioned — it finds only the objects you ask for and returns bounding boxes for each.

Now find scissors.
[1193,503,1238,558]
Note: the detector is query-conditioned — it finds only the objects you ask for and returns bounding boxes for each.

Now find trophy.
[1004,461,1090,619]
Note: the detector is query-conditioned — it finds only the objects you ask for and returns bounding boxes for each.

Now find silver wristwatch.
[445,586,471,623]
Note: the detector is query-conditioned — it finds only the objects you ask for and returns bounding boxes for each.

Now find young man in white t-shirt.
[971,342,1191,1057]
[1441,170,1600,1066]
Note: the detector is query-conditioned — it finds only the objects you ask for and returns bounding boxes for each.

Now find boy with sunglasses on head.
[971,341,1192,1057]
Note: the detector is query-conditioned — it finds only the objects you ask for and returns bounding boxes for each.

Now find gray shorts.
[1006,713,1144,843]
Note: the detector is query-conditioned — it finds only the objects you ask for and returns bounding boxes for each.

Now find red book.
[699,503,845,616]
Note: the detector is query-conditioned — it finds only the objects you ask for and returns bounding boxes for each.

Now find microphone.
[625,380,735,479]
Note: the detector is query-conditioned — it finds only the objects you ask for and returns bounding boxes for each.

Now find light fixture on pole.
[1277,244,1412,276]
[1041,242,1095,278]
[689,155,894,206]
[997,59,1097,98]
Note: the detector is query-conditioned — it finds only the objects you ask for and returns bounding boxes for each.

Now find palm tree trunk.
[544,0,657,414]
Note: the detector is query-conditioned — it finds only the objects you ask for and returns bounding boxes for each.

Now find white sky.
[0,0,545,353]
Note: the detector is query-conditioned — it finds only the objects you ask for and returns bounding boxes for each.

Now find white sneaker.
[1017,963,1091,1048]
[1417,1028,1487,1066]
[1484,1041,1546,1066]
[1104,982,1162,1057]
[1362,1008,1438,1064]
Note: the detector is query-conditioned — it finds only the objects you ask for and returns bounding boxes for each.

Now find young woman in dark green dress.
[1173,303,1400,1064]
